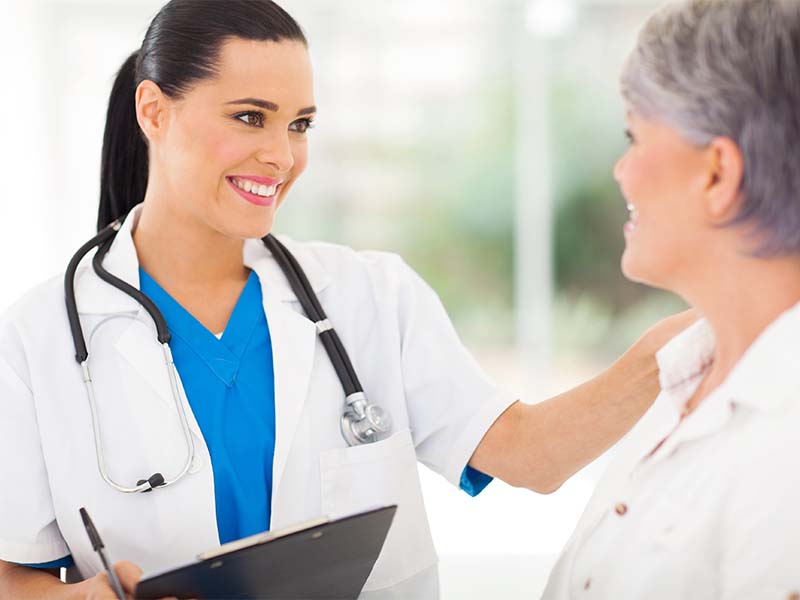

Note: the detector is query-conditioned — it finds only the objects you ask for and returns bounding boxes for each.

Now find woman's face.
[614,112,712,291]
[145,38,315,239]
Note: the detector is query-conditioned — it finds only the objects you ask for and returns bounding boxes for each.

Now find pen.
[79,507,126,600]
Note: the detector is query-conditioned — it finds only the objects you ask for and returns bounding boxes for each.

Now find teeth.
[233,178,279,197]
[627,203,638,221]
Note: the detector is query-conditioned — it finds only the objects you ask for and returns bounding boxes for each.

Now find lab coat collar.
[73,204,333,314]
[242,235,332,302]
[72,206,143,315]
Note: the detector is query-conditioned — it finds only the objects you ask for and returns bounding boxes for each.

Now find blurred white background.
[0,0,686,597]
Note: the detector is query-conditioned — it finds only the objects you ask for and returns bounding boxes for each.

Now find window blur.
[0,0,685,596]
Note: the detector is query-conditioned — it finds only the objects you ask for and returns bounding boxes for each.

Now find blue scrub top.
[140,268,276,545]
[24,267,492,569]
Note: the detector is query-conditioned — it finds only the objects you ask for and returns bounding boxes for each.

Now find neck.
[682,253,800,382]
[132,194,249,288]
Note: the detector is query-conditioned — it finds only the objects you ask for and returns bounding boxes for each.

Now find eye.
[624,129,636,145]
[289,118,315,134]
[235,111,265,128]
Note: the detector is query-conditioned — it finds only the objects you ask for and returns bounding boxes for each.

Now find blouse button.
[614,503,628,516]
[584,578,591,591]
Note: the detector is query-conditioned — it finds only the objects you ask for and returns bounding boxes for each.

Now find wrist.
[609,338,661,407]
[59,578,91,600]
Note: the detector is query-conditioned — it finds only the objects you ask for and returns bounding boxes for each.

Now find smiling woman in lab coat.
[0,1,693,598]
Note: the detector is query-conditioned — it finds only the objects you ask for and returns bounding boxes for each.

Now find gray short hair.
[621,0,800,256]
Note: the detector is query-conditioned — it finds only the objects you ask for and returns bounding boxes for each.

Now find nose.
[255,130,295,174]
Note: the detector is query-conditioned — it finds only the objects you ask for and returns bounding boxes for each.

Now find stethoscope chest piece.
[340,392,393,446]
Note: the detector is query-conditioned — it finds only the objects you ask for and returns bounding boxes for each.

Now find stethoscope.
[64,218,393,493]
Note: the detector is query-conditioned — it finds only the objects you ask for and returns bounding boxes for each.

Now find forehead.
[194,38,314,108]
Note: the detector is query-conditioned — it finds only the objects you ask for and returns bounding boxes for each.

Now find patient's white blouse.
[543,307,800,600]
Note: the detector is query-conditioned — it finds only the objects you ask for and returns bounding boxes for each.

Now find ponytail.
[97,50,149,231]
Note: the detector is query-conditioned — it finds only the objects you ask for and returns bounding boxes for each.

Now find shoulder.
[1,273,67,339]
[728,403,800,483]
[716,402,800,539]
[277,236,427,295]
[0,273,69,387]
[281,237,411,275]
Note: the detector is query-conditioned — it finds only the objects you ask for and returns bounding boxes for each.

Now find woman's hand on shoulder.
[631,308,699,358]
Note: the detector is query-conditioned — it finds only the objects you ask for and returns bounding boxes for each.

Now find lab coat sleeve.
[0,316,70,564]
[392,257,518,488]
[719,433,800,599]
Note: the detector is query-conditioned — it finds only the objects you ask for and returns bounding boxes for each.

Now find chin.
[621,249,653,285]
[242,215,275,240]
[621,252,677,293]
[218,209,276,240]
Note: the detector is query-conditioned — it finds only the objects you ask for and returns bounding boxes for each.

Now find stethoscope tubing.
[65,221,121,363]
[93,235,171,344]
[66,222,388,493]
[262,235,364,395]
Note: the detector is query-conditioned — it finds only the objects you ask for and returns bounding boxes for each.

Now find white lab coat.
[0,205,516,597]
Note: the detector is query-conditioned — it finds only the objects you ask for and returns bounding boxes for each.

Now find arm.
[0,561,67,599]
[470,309,698,493]
[0,559,143,600]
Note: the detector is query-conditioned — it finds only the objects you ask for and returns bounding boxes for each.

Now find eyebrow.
[226,98,317,116]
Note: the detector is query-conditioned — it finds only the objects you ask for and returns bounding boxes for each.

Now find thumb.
[113,560,143,595]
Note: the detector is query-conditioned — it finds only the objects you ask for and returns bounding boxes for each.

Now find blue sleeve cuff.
[19,555,74,569]
[459,465,493,497]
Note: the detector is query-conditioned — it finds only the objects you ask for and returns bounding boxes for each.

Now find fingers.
[639,307,700,353]
[83,572,124,600]
[114,560,143,595]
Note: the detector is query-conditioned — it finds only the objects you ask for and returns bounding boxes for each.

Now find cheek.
[280,141,309,194]
[621,172,701,285]
[619,149,658,202]
[171,120,252,179]
[203,129,255,176]
[291,141,309,176]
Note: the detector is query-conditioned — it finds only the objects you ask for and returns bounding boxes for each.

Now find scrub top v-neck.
[138,268,276,545]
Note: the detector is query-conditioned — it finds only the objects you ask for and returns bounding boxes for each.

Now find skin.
[0,39,698,598]
[132,38,316,334]
[615,112,800,413]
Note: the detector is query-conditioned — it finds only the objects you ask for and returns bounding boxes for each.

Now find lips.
[226,176,282,207]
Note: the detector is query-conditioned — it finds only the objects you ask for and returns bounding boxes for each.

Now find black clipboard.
[135,505,397,600]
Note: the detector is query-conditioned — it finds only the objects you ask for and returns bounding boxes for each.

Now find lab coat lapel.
[261,286,317,501]
[244,237,331,504]
[73,206,203,437]
[111,313,203,439]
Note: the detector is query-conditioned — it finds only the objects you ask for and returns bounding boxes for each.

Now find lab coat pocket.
[319,428,437,591]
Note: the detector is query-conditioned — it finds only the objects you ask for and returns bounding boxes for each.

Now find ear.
[703,136,744,223]
[135,80,169,144]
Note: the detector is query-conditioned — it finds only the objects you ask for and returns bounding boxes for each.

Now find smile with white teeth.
[232,177,279,197]
[627,203,639,223]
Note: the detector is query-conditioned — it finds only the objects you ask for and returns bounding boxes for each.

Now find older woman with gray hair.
[544,0,800,598]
